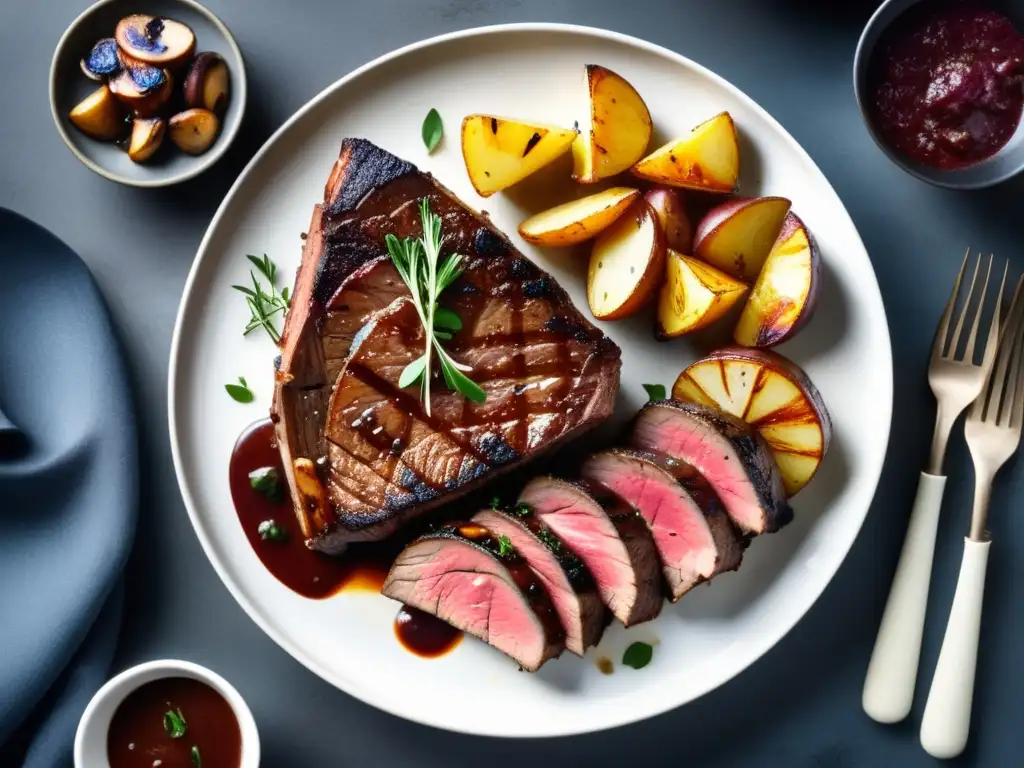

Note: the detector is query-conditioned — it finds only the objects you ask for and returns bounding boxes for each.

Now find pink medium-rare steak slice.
[472,506,604,656]
[381,522,565,671]
[580,448,745,601]
[519,477,663,627]
[271,139,621,552]
[630,400,791,535]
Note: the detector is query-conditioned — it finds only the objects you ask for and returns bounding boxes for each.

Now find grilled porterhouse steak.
[272,139,621,553]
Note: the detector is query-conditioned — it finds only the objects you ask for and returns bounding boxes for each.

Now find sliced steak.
[381,522,565,670]
[519,477,662,627]
[473,506,604,656]
[630,400,791,535]
[272,139,621,552]
[580,448,745,601]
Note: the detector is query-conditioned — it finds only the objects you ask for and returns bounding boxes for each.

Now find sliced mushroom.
[183,52,230,113]
[168,108,220,154]
[115,14,195,68]
[128,116,166,163]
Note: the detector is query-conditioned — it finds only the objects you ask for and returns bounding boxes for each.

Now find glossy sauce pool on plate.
[868,2,1024,169]
[107,678,240,768]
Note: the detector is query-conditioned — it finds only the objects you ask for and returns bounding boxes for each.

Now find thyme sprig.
[233,254,290,343]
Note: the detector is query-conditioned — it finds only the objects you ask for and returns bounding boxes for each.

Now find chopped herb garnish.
[233,254,290,343]
[225,376,254,403]
[538,527,562,551]
[386,199,486,413]
[258,519,288,543]
[642,383,666,402]
[163,708,187,739]
[191,745,202,767]
[511,501,532,517]
[489,495,504,511]
[249,466,282,502]
[622,641,654,669]
[422,108,443,153]
[497,534,515,557]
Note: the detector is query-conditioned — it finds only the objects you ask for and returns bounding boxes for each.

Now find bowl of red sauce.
[855,0,1024,188]
[74,659,259,768]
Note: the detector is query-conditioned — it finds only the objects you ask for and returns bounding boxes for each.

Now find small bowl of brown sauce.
[74,659,259,768]
[854,0,1024,188]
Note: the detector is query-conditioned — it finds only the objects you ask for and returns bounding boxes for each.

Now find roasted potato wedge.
[572,65,652,183]
[128,116,166,163]
[68,85,124,141]
[108,65,173,117]
[672,347,831,495]
[461,115,577,197]
[644,187,693,252]
[693,196,791,281]
[734,212,821,347]
[632,112,739,193]
[587,199,665,320]
[168,108,220,154]
[518,187,640,246]
[115,14,196,68]
[183,52,230,113]
[657,250,748,338]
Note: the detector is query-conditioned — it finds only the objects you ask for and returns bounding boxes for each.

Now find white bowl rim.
[166,22,894,738]
[48,0,248,188]
[73,658,260,767]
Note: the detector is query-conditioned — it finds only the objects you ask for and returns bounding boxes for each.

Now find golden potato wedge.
[68,85,124,141]
[657,250,748,338]
[168,108,220,155]
[518,187,640,246]
[672,347,831,495]
[644,187,693,252]
[572,65,652,183]
[632,112,739,193]
[128,116,166,163]
[693,196,791,281]
[461,115,577,197]
[587,199,665,320]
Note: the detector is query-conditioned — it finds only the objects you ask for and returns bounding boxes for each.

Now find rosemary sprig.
[385,199,485,414]
[233,254,290,343]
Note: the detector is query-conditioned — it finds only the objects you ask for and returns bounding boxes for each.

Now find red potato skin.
[590,199,667,320]
[758,212,822,346]
[644,187,693,253]
[696,345,832,451]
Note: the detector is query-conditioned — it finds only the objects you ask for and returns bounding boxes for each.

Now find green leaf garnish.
[489,496,504,511]
[511,502,532,517]
[497,534,515,557]
[233,254,289,343]
[642,383,666,402]
[163,708,187,738]
[422,108,443,153]
[258,519,288,543]
[386,199,486,413]
[225,377,254,403]
[622,641,654,669]
[248,466,282,502]
[191,745,202,767]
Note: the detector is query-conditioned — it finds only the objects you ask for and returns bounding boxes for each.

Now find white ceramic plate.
[169,24,892,738]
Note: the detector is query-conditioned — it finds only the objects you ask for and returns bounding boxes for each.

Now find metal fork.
[863,251,1007,724]
[920,274,1024,758]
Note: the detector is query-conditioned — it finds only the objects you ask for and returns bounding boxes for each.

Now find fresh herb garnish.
[225,376,255,403]
[233,254,291,343]
[258,519,288,543]
[249,466,283,502]
[191,745,202,767]
[642,383,666,402]
[511,501,533,518]
[386,199,486,414]
[497,534,515,557]
[163,708,187,739]
[622,641,654,669]
[422,108,443,153]
[538,527,562,551]
[489,495,504,511]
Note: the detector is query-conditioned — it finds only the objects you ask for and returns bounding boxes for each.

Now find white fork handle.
[920,538,991,759]
[863,472,946,723]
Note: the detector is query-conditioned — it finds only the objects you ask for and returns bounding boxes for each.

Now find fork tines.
[933,249,1006,369]
[971,274,1024,428]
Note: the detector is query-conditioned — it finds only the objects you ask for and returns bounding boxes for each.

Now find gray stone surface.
[2,0,1022,765]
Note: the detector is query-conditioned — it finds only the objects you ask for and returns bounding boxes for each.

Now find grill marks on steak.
[272,139,621,551]
[631,401,791,535]
[381,523,565,671]
[580,448,745,601]
[520,477,663,627]
[472,507,604,656]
